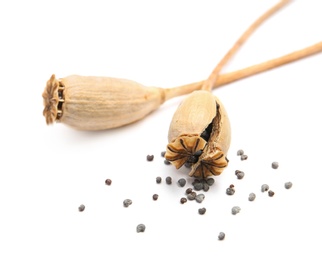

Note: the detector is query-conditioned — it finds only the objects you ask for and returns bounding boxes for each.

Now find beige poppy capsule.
[42,74,166,131]
[165,90,231,178]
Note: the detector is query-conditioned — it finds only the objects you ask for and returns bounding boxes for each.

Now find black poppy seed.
[237,149,244,156]
[156,176,162,184]
[198,207,206,215]
[206,178,215,186]
[268,190,275,197]
[178,178,187,187]
[241,154,248,161]
[272,161,279,169]
[180,197,187,204]
[248,193,256,201]
[146,154,154,161]
[261,184,269,192]
[136,224,146,233]
[166,176,172,184]
[193,182,203,191]
[152,194,159,201]
[284,182,293,189]
[123,199,132,207]
[164,159,171,165]
[105,179,112,185]
[203,183,210,192]
[231,206,241,215]
[226,188,235,195]
[187,192,197,200]
[161,151,166,157]
[218,232,225,240]
[186,188,193,194]
[78,204,85,212]
[195,194,205,203]
[236,171,245,179]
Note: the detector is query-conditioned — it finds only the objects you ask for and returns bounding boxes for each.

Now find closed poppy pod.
[42,74,166,130]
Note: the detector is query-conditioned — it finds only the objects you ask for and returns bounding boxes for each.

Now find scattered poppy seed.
[164,159,171,165]
[166,176,172,184]
[272,161,279,169]
[198,207,206,215]
[237,149,244,156]
[146,154,154,161]
[161,151,166,157]
[226,185,235,195]
[187,192,197,200]
[180,197,187,204]
[123,199,132,207]
[105,179,112,185]
[268,190,275,197]
[218,232,225,240]
[284,182,293,189]
[248,193,256,201]
[78,204,85,212]
[231,206,241,215]
[152,194,159,201]
[241,154,248,161]
[186,188,193,194]
[156,176,162,184]
[195,194,205,203]
[261,184,269,192]
[178,178,187,187]
[236,171,245,179]
[226,188,235,195]
[136,224,146,233]
[206,178,215,186]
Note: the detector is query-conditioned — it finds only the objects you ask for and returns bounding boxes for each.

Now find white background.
[1,0,322,259]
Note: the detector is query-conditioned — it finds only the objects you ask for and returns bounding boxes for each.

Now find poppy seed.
[177,178,187,187]
[156,177,162,184]
[237,149,244,156]
[198,207,206,215]
[123,199,132,207]
[146,155,154,161]
[218,232,225,240]
[166,176,172,184]
[261,184,269,192]
[248,193,256,201]
[78,204,85,212]
[231,206,241,215]
[284,182,293,189]
[272,161,279,169]
[136,224,146,233]
[105,179,112,185]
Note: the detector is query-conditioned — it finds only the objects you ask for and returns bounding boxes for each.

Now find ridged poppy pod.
[42,74,166,130]
[165,90,231,178]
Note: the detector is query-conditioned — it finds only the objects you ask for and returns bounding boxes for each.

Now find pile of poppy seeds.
[78,149,293,239]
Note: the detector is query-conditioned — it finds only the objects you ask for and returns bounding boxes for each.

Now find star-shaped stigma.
[190,149,229,178]
[165,135,207,169]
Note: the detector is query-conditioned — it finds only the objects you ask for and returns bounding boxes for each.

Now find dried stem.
[201,0,291,91]
[164,41,322,101]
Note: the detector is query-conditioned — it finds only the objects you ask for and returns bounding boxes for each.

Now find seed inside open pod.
[165,90,231,178]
